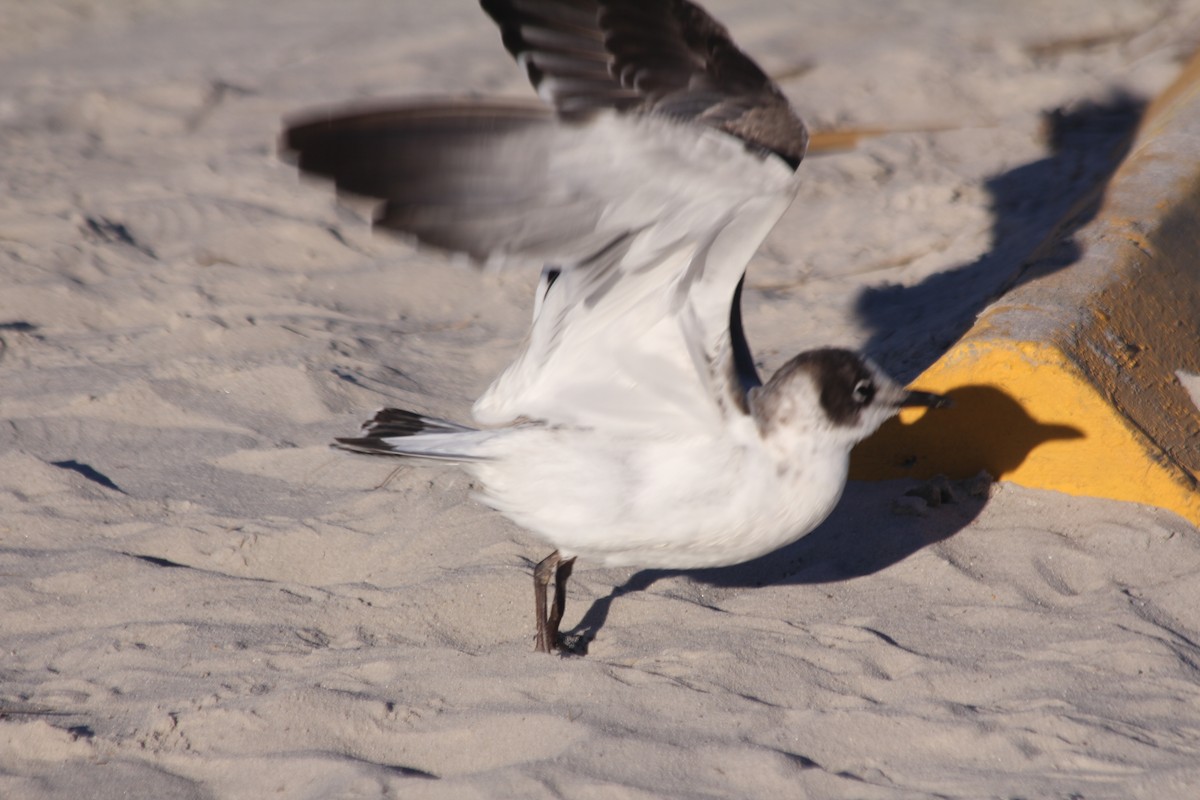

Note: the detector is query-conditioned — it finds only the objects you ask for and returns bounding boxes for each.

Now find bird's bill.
[898,389,952,409]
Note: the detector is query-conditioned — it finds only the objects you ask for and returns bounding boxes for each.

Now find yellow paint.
[849,48,1200,527]
[851,339,1200,526]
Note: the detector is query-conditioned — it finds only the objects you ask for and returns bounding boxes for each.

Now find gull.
[281,0,948,653]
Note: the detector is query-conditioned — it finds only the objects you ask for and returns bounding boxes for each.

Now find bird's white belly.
[471,427,850,569]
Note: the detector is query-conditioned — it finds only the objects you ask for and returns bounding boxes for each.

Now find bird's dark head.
[751,348,948,446]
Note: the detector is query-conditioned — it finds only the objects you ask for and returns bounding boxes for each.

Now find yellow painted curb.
[852,50,1200,526]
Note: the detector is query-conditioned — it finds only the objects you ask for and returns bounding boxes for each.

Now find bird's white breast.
[469,418,850,569]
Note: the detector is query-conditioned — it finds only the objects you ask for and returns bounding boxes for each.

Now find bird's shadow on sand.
[566,479,985,647]
[567,94,1147,650]
[857,92,1145,380]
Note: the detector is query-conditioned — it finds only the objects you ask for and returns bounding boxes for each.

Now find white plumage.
[282,0,947,652]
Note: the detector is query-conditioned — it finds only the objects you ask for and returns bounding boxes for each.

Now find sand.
[3,1,1200,797]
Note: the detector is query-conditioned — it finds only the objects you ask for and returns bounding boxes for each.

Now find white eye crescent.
[852,379,875,405]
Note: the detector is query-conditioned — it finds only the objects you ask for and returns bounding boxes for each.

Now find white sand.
[3,1,1200,797]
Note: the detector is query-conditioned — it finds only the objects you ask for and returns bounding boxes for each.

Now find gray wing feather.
[480,0,808,166]
[283,101,608,263]
[280,0,809,430]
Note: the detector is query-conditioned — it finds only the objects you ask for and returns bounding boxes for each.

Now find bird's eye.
[852,379,875,405]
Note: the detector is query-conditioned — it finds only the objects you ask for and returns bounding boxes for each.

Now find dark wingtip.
[332,436,378,451]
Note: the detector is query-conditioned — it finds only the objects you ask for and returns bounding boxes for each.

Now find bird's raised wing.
[280,0,808,431]
[465,110,797,431]
[480,0,807,167]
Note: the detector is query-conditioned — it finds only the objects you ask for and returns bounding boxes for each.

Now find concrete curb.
[852,50,1200,527]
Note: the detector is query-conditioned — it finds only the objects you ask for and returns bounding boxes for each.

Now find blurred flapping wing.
[281,0,808,432]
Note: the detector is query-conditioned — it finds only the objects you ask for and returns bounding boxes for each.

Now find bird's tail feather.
[334,408,492,462]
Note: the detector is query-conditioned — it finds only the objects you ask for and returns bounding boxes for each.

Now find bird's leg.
[533,551,577,653]
[545,556,576,650]
[533,550,560,653]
